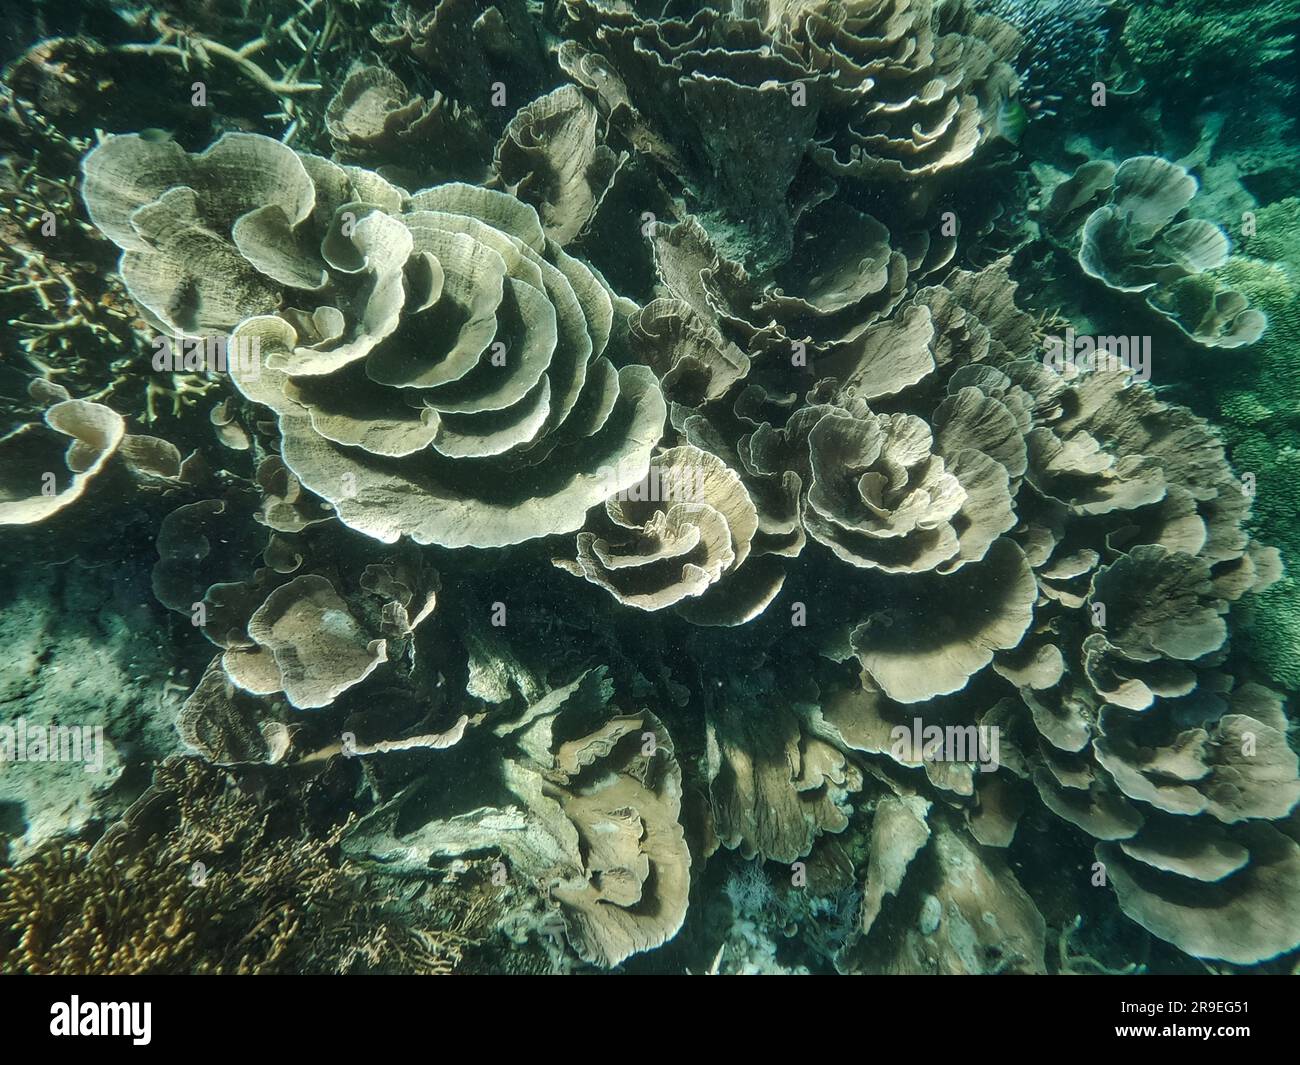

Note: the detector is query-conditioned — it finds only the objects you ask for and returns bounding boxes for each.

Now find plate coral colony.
[0,0,1297,977]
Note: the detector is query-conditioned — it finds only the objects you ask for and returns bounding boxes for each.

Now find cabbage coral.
[555,0,1021,267]
[82,132,668,550]
[2,0,1293,978]
[68,119,1294,968]
[1044,155,1267,347]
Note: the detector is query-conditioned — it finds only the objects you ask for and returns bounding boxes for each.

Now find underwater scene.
[0,0,1297,979]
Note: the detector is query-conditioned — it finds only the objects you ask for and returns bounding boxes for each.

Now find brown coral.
[557,0,1019,268]
[0,399,125,525]
[342,669,692,968]
[0,758,482,975]
[1045,155,1266,347]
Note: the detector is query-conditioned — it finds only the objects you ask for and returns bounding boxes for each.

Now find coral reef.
[555,0,1021,268]
[1204,198,1300,689]
[80,130,667,548]
[343,668,691,968]
[1,0,1297,978]
[1122,0,1299,100]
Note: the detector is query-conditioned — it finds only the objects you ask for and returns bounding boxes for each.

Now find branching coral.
[1122,0,1300,97]
[0,758,490,974]
[1205,198,1300,689]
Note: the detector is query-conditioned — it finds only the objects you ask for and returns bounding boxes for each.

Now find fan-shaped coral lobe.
[555,443,760,610]
[0,400,125,525]
[556,0,1021,267]
[1045,154,1267,347]
[3,0,1296,979]
[83,133,668,549]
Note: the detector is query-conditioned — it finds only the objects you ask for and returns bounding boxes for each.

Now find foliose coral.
[1043,154,1267,347]
[2,0,1296,979]
[555,0,1021,268]
[81,131,668,549]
